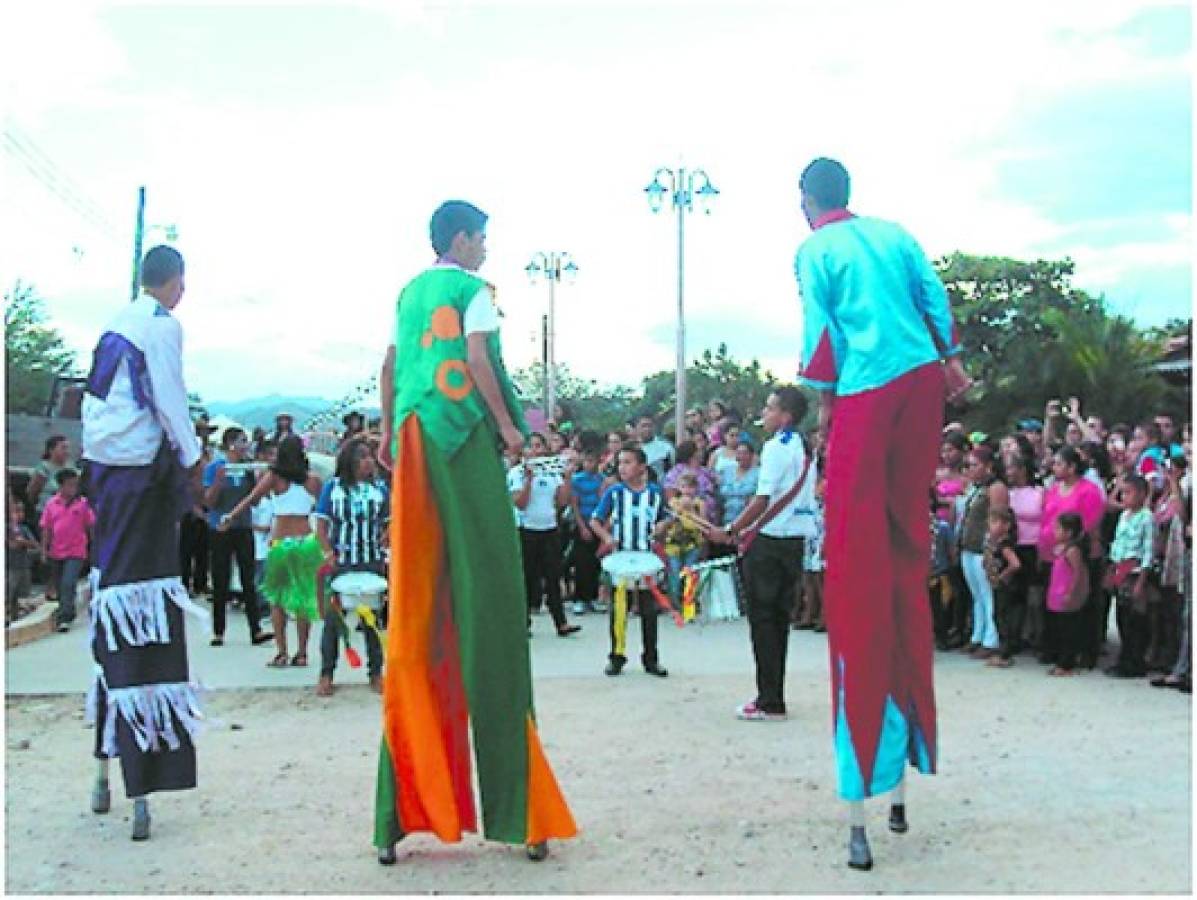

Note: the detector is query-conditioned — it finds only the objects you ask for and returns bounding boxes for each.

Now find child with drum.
[589,445,671,678]
[312,439,390,696]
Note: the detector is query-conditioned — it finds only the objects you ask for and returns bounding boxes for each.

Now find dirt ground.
[4,655,1193,894]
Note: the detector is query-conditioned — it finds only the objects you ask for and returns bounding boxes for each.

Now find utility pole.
[129,185,146,301]
[541,314,549,416]
[644,166,719,440]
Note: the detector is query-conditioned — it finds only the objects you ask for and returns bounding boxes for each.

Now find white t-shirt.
[756,432,817,539]
[641,436,675,481]
[507,464,563,531]
[463,287,500,335]
[251,496,274,561]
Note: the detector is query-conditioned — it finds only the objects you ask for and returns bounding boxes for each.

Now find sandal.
[291,653,308,667]
[266,653,289,668]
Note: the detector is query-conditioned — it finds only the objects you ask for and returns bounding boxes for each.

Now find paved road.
[4,600,777,696]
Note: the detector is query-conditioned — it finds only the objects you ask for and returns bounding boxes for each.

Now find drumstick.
[672,507,717,532]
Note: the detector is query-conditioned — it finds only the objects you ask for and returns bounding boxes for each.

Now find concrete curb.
[6,598,57,649]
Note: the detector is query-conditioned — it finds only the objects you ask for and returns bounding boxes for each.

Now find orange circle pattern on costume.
[430,305,463,340]
[435,359,473,401]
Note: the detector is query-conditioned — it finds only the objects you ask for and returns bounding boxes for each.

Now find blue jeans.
[52,557,87,625]
[962,550,999,649]
[667,548,700,604]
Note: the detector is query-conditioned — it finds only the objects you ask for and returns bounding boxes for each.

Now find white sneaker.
[735,700,787,722]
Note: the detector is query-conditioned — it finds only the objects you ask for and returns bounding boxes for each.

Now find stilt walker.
[794,159,973,870]
[373,200,577,865]
[81,245,208,841]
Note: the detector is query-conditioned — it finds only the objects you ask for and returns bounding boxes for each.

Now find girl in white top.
[223,435,323,667]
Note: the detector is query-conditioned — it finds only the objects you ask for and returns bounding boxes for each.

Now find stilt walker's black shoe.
[377,844,397,865]
[526,842,549,861]
[91,779,111,814]
[131,800,150,841]
[888,804,908,834]
[847,826,872,871]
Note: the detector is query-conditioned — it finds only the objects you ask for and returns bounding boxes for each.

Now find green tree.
[4,281,77,415]
[510,362,638,434]
[637,344,815,438]
[937,254,1171,433]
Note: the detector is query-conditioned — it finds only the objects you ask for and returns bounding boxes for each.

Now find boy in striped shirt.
[589,445,671,678]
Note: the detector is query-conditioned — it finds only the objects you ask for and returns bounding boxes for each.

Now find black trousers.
[178,512,210,593]
[1046,608,1085,670]
[929,574,953,647]
[210,528,263,639]
[1114,594,1148,674]
[1081,558,1108,663]
[573,532,601,603]
[948,564,971,643]
[521,528,565,628]
[742,534,803,713]
[608,588,659,667]
[994,584,1026,660]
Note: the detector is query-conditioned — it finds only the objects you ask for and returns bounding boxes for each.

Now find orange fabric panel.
[382,415,475,841]
[524,715,579,844]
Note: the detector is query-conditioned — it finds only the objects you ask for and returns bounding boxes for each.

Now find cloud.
[4,0,1189,403]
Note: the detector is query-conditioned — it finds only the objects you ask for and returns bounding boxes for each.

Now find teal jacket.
[795,210,961,396]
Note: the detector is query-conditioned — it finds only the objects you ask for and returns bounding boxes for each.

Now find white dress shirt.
[756,431,817,539]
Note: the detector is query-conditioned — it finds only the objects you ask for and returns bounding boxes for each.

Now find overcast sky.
[2,0,1191,405]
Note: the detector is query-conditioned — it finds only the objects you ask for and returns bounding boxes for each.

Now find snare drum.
[601,550,664,587]
[330,571,388,609]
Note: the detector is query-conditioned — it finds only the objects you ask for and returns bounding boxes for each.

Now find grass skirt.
[262,534,322,621]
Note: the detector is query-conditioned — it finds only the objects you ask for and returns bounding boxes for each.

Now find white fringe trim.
[88,572,210,651]
[84,664,105,725]
[97,680,206,757]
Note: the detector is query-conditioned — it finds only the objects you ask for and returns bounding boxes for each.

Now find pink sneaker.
[735,701,786,722]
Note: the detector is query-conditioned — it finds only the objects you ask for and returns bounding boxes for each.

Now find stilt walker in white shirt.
[81,246,208,841]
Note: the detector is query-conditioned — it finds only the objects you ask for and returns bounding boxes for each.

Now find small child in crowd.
[928,497,955,651]
[664,472,705,604]
[7,489,40,625]
[590,445,670,679]
[39,468,94,632]
[1105,474,1155,678]
[569,435,606,615]
[984,507,1022,667]
[1046,512,1090,677]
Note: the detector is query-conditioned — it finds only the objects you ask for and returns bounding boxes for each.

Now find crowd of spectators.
[8,393,1191,698]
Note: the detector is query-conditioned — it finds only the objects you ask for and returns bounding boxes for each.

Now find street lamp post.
[644,166,719,441]
[525,251,579,422]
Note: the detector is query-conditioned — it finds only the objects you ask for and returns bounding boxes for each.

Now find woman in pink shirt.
[1005,454,1044,654]
[935,432,969,524]
[38,468,94,632]
[1038,446,1105,667]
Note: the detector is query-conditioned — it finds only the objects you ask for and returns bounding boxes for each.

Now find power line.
[2,123,125,247]
[3,122,121,230]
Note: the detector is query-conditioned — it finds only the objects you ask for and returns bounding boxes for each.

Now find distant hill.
[206,394,344,430]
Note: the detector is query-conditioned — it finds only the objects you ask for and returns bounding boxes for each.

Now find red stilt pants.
[823,362,944,799]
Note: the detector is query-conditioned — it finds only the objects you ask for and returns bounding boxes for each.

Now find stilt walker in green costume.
[373,200,577,866]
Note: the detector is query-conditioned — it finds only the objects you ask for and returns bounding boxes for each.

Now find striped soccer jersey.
[315,477,390,567]
[591,482,667,552]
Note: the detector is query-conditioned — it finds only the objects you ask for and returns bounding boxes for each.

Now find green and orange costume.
[374,264,577,849]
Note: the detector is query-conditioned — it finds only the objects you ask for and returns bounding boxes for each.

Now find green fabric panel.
[423,421,532,844]
[391,267,528,458]
[373,736,405,848]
